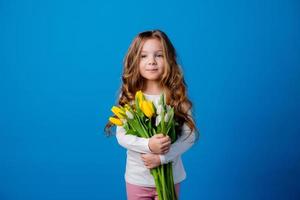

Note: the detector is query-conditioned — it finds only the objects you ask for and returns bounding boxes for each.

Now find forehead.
[141,38,163,51]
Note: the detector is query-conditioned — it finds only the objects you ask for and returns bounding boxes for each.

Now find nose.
[148,55,156,65]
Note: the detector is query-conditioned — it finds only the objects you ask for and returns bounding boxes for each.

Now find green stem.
[161,110,165,134]
[152,168,163,200]
[135,115,151,137]
[169,164,178,200]
[160,165,168,200]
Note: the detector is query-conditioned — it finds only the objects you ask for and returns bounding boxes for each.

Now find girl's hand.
[141,153,161,169]
[148,133,171,154]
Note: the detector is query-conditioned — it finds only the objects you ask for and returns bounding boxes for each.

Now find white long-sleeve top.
[116,93,196,187]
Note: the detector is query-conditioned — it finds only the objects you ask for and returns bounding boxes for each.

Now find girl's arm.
[116,125,152,153]
[141,123,196,169]
[115,95,169,154]
[116,125,171,154]
[140,109,196,168]
[159,113,196,164]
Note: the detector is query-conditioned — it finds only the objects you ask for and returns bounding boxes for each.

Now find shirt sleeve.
[116,125,152,154]
[159,112,196,164]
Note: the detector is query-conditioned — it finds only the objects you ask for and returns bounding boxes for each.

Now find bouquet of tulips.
[109,91,178,200]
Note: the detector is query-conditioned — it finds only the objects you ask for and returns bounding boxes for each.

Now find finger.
[142,157,148,163]
[161,145,169,152]
[161,141,171,148]
[141,155,148,162]
[161,136,170,143]
[163,149,169,154]
[162,145,170,152]
[162,148,169,154]
[162,143,170,148]
[162,139,171,145]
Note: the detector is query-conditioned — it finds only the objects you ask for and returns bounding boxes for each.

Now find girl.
[105,30,198,200]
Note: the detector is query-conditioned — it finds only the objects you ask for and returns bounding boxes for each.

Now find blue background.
[1,0,300,199]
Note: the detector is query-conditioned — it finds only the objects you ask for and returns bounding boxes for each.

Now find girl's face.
[139,38,165,82]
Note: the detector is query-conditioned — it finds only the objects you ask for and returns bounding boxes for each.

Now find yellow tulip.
[124,104,131,110]
[109,117,123,126]
[135,90,144,108]
[141,100,155,118]
[111,106,125,119]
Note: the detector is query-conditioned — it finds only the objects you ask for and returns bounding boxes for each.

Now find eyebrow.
[141,50,163,53]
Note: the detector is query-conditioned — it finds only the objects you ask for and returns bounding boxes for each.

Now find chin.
[143,75,161,81]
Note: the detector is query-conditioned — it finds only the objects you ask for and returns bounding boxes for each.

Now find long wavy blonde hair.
[105,30,198,138]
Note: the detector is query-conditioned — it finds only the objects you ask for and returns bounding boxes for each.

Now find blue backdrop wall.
[1,0,299,199]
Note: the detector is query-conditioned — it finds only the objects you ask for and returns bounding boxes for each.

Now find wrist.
[159,154,167,165]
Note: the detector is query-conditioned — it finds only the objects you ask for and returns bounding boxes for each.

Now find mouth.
[146,68,158,72]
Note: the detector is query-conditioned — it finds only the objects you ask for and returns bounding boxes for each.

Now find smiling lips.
[146,68,158,72]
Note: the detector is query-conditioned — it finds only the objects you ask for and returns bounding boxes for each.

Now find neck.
[143,80,163,95]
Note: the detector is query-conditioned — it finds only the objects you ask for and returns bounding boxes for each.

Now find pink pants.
[126,182,180,200]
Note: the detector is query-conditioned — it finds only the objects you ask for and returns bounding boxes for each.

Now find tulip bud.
[156,105,163,115]
[126,110,134,119]
[164,112,169,122]
[135,90,144,108]
[111,106,125,119]
[155,115,162,126]
[141,100,155,118]
[109,117,123,126]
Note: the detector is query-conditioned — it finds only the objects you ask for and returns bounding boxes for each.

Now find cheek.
[139,63,145,74]
[138,63,147,77]
[139,59,146,68]
[158,63,165,73]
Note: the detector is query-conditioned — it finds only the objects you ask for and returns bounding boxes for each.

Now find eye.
[141,54,147,58]
[156,54,163,58]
